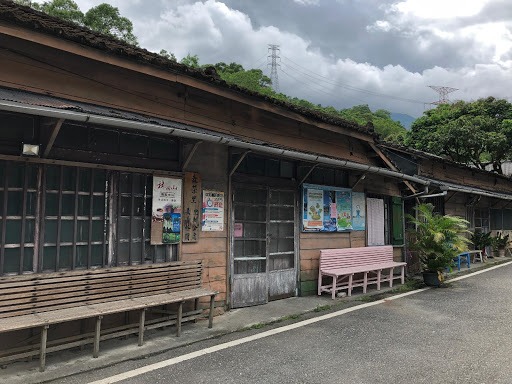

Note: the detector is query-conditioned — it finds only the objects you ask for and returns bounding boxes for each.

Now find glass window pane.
[61,194,75,216]
[244,223,266,238]
[44,219,57,243]
[45,193,59,216]
[234,259,265,274]
[91,244,103,266]
[118,217,130,240]
[120,196,131,216]
[4,248,20,274]
[131,219,143,239]
[8,163,25,188]
[117,242,129,264]
[270,207,294,220]
[46,166,60,190]
[93,171,106,193]
[26,192,36,216]
[25,219,35,243]
[134,197,144,216]
[269,254,294,271]
[77,195,91,216]
[504,210,512,230]
[120,173,131,193]
[59,246,72,270]
[62,167,75,191]
[42,246,56,271]
[23,247,34,272]
[5,220,21,244]
[93,196,105,216]
[76,245,88,268]
[60,219,73,242]
[77,220,89,242]
[91,221,104,242]
[7,191,23,216]
[79,169,92,192]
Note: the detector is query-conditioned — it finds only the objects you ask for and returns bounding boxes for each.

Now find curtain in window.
[367,198,385,246]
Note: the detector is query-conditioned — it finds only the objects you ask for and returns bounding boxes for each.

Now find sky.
[68,0,512,117]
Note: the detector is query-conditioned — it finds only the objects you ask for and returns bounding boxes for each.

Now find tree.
[406,97,512,173]
[16,0,84,24]
[83,4,138,45]
[180,54,201,68]
[159,49,176,62]
[15,0,138,45]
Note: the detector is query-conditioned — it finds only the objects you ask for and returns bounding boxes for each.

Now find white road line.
[89,261,512,384]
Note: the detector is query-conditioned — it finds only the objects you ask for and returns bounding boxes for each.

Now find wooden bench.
[318,245,406,299]
[0,260,217,371]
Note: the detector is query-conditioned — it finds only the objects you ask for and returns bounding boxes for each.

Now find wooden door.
[231,186,296,308]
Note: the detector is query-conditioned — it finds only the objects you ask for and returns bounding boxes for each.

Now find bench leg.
[363,272,368,294]
[348,274,353,297]
[39,325,49,372]
[93,316,102,358]
[377,270,381,290]
[401,266,405,284]
[208,295,215,329]
[138,309,146,346]
[332,276,337,299]
[389,268,393,288]
[177,301,183,337]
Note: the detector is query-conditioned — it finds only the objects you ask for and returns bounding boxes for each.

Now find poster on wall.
[335,190,353,231]
[201,190,225,231]
[182,172,201,243]
[151,176,182,245]
[351,192,366,231]
[302,184,354,232]
[304,188,324,230]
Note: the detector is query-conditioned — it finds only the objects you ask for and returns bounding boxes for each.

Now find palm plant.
[407,203,471,273]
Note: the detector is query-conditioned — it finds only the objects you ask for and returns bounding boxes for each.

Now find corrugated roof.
[0,0,375,137]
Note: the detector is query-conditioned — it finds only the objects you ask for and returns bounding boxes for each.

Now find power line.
[280,55,426,105]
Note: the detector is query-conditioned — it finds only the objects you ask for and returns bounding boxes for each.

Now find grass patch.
[314,304,332,312]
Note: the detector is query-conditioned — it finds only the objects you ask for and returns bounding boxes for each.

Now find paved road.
[53,263,512,384]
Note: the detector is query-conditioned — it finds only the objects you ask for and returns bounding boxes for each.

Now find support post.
[39,325,49,372]
[208,295,215,328]
[93,316,103,358]
[138,309,146,346]
[176,301,183,337]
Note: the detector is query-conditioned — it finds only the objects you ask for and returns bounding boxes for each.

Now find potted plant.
[491,232,509,257]
[407,203,471,286]
[471,230,493,258]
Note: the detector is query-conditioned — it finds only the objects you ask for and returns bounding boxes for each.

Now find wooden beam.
[181,141,202,171]
[368,143,417,194]
[229,150,250,177]
[42,118,64,157]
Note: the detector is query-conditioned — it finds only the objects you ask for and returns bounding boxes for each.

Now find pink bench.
[318,245,406,299]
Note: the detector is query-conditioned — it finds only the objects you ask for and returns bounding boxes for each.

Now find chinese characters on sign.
[202,190,225,232]
[183,172,201,243]
[151,176,182,245]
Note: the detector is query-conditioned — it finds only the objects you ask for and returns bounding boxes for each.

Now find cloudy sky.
[69,0,512,117]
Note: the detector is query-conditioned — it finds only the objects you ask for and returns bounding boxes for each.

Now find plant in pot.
[471,230,492,257]
[407,203,470,287]
[491,232,509,257]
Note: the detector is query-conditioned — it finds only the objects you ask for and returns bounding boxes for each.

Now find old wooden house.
[1,1,512,365]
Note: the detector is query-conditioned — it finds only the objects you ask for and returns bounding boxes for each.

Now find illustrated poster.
[351,192,366,231]
[151,176,182,245]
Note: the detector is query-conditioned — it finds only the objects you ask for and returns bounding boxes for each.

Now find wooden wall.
[181,143,228,312]
[0,37,377,167]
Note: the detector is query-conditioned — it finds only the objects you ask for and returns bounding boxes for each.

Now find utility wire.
[281,55,425,104]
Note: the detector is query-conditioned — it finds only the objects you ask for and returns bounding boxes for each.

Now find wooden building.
[1,1,512,359]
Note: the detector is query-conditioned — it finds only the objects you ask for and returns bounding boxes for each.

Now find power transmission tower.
[267,44,280,93]
[428,85,458,106]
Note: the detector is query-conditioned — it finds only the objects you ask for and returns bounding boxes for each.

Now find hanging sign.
[202,190,225,231]
[183,172,201,243]
[151,176,182,245]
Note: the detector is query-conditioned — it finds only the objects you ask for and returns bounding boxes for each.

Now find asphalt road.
[51,263,512,384]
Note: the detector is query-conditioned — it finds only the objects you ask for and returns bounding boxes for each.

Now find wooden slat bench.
[0,260,217,371]
[318,245,406,299]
